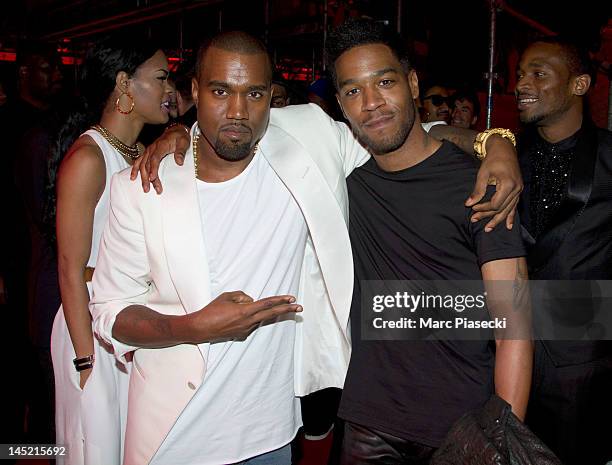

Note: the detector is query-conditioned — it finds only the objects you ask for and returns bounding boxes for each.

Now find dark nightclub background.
[1,0,611,128]
[0,2,611,464]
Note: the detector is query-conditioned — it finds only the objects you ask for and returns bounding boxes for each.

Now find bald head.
[196,31,272,82]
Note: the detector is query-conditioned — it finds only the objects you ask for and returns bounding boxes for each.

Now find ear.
[471,115,478,126]
[335,93,349,121]
[191,76,199,109]
[115,71,130,93]
[408,69,419,100]
[573,73,591,96]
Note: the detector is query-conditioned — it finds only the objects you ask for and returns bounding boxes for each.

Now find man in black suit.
[516,36,612,465]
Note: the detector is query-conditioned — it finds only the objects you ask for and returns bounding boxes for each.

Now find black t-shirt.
[338,141,526,447]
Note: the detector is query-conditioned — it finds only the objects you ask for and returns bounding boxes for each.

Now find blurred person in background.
[174,60,197,126]
[308,76,341,119]
[271,79,291,108]
[167,77,179,119]
[0,40,63,447]
[451,89,480,129]
[0,77,8,107]
[420,82,452,124]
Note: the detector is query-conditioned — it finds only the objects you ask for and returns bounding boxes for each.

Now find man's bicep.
[482,257,531,341]
[481,256,527,280]
[475,193,529,339]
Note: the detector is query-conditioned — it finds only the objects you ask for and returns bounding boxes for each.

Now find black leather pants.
[340,421,436,465]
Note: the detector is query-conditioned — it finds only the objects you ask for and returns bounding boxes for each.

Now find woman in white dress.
[47,37,171,465]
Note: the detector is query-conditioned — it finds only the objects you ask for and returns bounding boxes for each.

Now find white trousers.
[51,295,129,465]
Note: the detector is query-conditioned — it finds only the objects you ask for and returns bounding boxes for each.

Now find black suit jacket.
[519,121,612,366]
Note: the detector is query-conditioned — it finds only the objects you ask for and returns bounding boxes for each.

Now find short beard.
[357,126,410,155]
[519,111,544,125]
[214,140,254,161]
[355,108,415,155]
[355,102,416,155]
[519,95,574,126]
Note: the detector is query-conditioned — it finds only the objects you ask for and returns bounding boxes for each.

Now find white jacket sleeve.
[269,104,370,178]
[330,114,370,178]
[89,172,151,362]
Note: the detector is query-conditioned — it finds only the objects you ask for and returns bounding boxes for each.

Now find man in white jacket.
[90,31,521,465]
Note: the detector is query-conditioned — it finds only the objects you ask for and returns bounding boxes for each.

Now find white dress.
[51,129,131,465]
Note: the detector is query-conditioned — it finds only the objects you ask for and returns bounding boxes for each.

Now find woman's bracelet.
[73,354,94,372]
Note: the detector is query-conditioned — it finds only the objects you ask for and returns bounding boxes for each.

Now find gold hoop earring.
[115,92,135,115]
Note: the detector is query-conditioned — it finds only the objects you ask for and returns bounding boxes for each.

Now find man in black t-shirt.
[325,19,533,464]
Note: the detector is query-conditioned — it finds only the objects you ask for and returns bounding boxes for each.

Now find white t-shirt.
[151,149,307,465]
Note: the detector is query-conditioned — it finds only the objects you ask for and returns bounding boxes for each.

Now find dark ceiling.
[3,0,606,42]
[0,0,610,88]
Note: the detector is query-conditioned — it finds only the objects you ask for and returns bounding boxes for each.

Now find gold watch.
[473,128,516,161]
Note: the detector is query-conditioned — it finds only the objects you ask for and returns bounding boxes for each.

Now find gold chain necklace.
[192,133,259,179]
[91,124,142,160]
[193,133,200,179]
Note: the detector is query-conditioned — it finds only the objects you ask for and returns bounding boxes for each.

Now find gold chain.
[193,133,200,179]
[192,133,259,180]
[91,124,142,160]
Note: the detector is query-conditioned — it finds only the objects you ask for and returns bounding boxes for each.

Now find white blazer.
[90,103,370,465]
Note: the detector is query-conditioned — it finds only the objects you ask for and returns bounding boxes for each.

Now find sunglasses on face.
[423,94,451,106]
